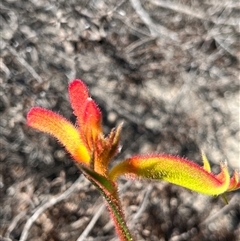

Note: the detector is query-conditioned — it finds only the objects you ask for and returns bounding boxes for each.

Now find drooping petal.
[109,154,231,196]
[27,107,90,164]
[69,79,89,127]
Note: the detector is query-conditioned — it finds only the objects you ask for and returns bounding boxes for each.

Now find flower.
[27,79,121,178]
[27,79,240,241]
[27,79,240,198]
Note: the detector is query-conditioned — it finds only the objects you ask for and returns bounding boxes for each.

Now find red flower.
[27,80,121,177]
[27,79,240,197]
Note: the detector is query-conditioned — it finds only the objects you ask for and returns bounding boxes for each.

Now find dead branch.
[19,175,85,241]
[3,40,43,83]
[77,204,106,241]
[129,0,179,41]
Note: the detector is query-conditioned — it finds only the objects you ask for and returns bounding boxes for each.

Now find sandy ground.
[1,1,240,241]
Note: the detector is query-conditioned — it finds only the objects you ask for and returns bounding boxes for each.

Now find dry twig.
[3,40,43,83]
[151,0,239,26]
[77,204,106,241]
[132,185,152,222]
[200,194,240,226]
[5,211,27,239]
[19,175,85,241]
[129,0,178,41]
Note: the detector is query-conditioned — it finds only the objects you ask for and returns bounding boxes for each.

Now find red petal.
[69,79,89,127]
[83,98,102,139]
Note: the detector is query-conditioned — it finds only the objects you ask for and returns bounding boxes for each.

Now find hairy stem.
[80,165,133,241]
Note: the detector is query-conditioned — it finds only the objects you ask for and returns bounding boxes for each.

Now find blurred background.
[0,0,239,240]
